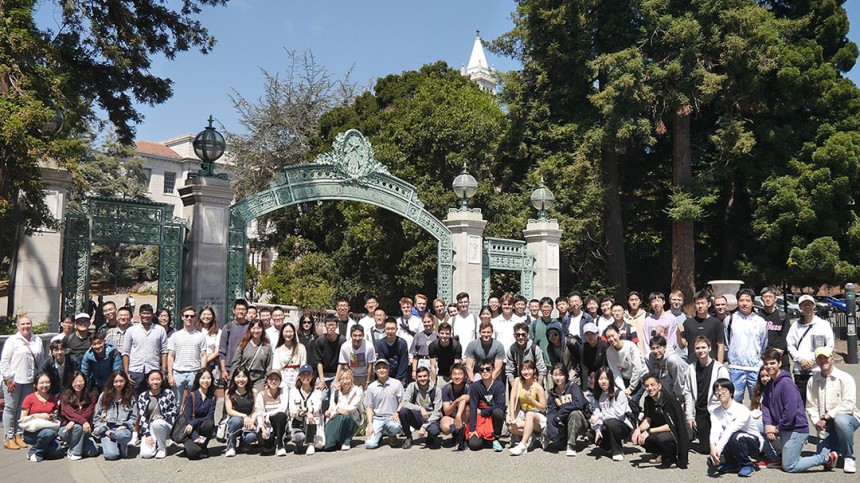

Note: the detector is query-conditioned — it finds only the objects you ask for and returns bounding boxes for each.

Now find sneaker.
[648,454,663,464]
[455,431,467,452]
[276,447,287,456]
[388,435,399,447]
[306,446,315,455]
[566,445,577,457]
[401,437,412,450]
[824,451,838,471]
[612,454,624,462]
[225,448,236,457]
[129,432,139,447]
[493,440,503,452]
[844,458,856,473]
[509,443,526,456]
[155,449,166,459]
[756,458,781,469]
[739,465,755,477]
[426,435,438,448]
[715,463,738,473]
[658,459,678,469]
[67,451,82,461]
[340,444,350,452]
[28,453,39,462]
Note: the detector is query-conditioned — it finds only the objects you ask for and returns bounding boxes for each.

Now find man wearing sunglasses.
[167,306,207,402]
[468,358,507,451]
[505,323,546,387]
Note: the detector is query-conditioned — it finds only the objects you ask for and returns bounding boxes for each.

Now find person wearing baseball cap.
[288,364,323,454]
[807,346,860,473]
[63,313,93,366]
[364,356,404,449]
[256,369,289,456]
[786,294,835,403]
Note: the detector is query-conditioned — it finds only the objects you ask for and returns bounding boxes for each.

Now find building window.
[143,168,152,192]
[163,171,176,194]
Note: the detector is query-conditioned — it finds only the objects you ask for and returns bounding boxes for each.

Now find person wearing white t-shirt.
[396,297,423,350]
[492,294,524,350]
[337,325,376,389]
[452,292,478,347]
[265,306,286,353]
[347,295,379,345]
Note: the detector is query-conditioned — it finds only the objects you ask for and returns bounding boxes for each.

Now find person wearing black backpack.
[397,366,442,449]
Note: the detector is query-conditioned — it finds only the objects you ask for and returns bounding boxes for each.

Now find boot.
[5,438,19,450]
[15,434,28,448]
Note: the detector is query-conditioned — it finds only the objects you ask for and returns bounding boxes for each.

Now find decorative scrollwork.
[313,129,391,181]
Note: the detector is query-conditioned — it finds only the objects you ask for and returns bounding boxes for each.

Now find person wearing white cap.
[63,313,92,367]
[806,346,860,473]
[786,294,834,404]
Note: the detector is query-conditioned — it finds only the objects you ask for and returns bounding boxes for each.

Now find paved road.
[2,361,859,483]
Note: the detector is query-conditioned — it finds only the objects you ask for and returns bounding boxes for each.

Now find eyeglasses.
[479,367,493,373]
[182,314,195,319]
[714,387,730,395]
[515,333,528,338]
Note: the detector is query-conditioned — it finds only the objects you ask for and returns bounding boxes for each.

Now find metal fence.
[831,312,849,340]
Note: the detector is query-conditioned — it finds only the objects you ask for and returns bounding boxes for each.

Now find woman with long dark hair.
[93,371,136,460]
[179,368,217,459]
[589,366,633,461]
[507,359,547,456]
[224,368,257,457]
[137,370,177,459]
[288,365,323,454]
[232,320,272,392]
[58,371,99,459]
[18,372,62,462]
[255,370,289,456]
[273,322,306,389]
[156,308,175,340]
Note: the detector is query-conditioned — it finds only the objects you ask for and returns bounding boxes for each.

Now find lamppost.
[192,115,227,178]
[452,162,478,211]
[530,178,555,220]
[6,108,63,320]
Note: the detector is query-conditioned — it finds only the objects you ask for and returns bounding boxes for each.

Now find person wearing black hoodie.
[545,363,589,456]
[631,373,689,469]
[468,358,506,452]
[577,323,608,397]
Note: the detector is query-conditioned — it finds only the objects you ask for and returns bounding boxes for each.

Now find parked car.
[818,295,847,313]
[754,295,801,318]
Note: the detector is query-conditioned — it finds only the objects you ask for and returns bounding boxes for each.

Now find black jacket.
[643,388,689,467]
[41,354,76,396]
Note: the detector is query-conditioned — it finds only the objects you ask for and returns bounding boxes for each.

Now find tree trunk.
[602,143,627,300]
[671,107,695,310]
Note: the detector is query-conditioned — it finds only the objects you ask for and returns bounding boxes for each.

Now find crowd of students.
[0,287,857,477]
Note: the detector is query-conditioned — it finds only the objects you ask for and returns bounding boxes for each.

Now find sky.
[37,1,860,144]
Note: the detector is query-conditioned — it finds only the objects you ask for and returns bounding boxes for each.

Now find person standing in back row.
[786,295,834,404]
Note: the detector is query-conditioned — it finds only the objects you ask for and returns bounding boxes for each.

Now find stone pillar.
[12,163,73,328]
[523,219,563,300]
[180,176,234,324]
[444,209,487,310]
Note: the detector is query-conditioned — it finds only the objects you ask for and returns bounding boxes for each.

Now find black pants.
[598,418,632,456]
[468,408,505,451]
[643,431,677,463]
[183,419,215,460]
[694,409,711,452]
[722,431,759,467]
[794,373,812,405]
[259,412,289,450]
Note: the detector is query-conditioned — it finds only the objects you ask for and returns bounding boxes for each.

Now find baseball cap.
[583,322,599,334]
[298,364,314,374]
[798,294,816,306]
[74,313,91,324]
[814,346,834,358]
[375,359,390,367]
[267,369,282,378]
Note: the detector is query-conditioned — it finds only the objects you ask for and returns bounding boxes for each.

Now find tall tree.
[0,0,227,271]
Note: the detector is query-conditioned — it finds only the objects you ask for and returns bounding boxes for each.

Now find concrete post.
[444,209,487,310]
[12,163,73,328]
[180,176,234,324]
[523,219,562,300]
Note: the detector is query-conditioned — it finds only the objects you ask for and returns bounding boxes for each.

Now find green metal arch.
[227,129,453,305]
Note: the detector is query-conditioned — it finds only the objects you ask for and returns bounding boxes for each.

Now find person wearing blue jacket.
[761,348,836,473]
[80,333,123,394]
[179,368,217,459]
[375,318,410,385]
[545,362,589,455]
[468,358,506,451]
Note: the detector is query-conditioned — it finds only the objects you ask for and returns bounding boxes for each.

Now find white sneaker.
[155,449,166,459]
[29,454,39,462]
[566,445,577,457]
[67,451,82,461]
[128,432,139,447]
[612,454,624,462]
[276,447,287,457]
[340,444,350,451]
[509,443,526,456]
[225,448,236,457]
[306,446,315,455]
[845,458,856,474]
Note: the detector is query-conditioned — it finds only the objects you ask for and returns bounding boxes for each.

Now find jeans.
[226,416,257,450]
[100,426,132,460]
[728,368,758,403]
[129,371,147,395]
[23,428,62,461]
[58,423,99,457]
[2,382,33,438]
[140,419,171,458]
[722,431,760,467]
[777,429,830,473]
[819,414,860,460]
[319,376,335,414]
[398,408,441,440]
[364,415,402,449]
[172,370,197,403]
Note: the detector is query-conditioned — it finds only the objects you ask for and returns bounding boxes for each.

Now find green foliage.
[259,237,338,310]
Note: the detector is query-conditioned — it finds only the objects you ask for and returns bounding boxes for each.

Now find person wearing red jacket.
[58,371,99,459]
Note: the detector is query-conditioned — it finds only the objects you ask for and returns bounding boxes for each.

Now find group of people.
[0,287,857,476]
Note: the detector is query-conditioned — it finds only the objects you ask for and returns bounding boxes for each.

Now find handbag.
[171,392,195,442]
[19,417,60,433]
[216,417,228,443]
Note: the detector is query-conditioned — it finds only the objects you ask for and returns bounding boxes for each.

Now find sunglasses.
[515,333,528,338]
[182,314,195,319]
[479,367,493,373]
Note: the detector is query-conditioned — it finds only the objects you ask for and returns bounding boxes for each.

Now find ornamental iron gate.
[482,237,536,303]
[227,129,454,304]
[61,197,186,320]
